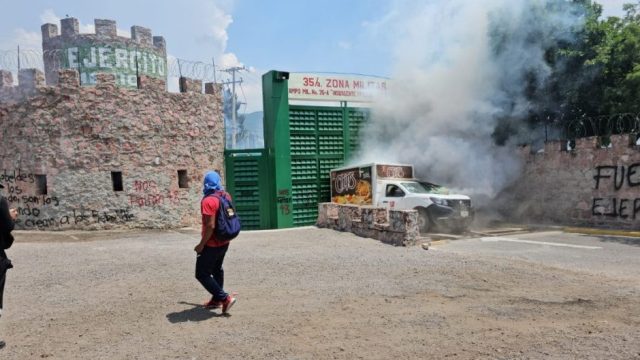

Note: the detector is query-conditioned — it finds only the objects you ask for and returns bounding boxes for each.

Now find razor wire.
[0,48,46,71]
[561,113,640,139]
[4,48,640,140]
[0,48,221,82]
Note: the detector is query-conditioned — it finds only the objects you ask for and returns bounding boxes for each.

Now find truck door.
[380,183,405,209]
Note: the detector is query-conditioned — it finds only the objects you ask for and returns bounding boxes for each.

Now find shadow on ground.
[166,302,227,323]
[594,235,640,247]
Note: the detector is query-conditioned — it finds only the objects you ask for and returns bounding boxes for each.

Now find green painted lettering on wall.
[62,46,167,87]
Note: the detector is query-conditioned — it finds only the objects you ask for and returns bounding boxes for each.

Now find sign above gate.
[288,73,388,103]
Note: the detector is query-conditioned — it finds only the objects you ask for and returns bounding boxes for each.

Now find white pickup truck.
[330,163,473,233]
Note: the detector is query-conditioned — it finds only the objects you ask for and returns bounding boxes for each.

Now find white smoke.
[356,0,585,203]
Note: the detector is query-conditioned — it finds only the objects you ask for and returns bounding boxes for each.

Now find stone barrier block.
[316,203,417,246]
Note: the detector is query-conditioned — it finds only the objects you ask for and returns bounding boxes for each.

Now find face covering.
[202,171,224,197]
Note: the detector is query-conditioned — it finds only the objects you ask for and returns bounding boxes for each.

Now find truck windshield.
[401,181,444,194]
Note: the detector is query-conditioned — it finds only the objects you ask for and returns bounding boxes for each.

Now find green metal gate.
[224,149,271,230]
[223,70,370,230]
[289,106,368,226]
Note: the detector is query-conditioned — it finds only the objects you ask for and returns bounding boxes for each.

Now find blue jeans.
[195,245,229,301]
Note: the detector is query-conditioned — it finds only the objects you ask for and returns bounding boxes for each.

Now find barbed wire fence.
[0,47,264,149]
[0,47,231,87]
[562,113,640,139]
[530,113,640,150]
[8,48,638,148]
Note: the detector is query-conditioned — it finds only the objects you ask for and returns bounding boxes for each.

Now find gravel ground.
[0,227,639,359]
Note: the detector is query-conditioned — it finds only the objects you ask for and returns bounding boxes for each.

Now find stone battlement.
[41,18,167,86]
[518,134,640,162]
[42,18,165,53]
[0,69,46,95]
[0,69,218,103]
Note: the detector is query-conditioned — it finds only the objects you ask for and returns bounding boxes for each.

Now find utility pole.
[211,57,217,84]
[222,66,246,148]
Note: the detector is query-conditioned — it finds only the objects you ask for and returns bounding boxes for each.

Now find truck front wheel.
[417,209,431,233]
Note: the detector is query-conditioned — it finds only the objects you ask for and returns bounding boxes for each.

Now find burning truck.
[330,163,474,233]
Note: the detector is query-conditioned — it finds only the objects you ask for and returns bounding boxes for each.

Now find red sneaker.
[222,295,237,314]
[203,298,221,309]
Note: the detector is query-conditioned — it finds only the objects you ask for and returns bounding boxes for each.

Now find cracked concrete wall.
[0,68,223,230]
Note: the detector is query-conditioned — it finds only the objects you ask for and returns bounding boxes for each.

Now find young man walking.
[0,184,18,349]
[194,171,236,314]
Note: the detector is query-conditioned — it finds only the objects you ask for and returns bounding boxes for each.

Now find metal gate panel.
[288,106,347,226]
[348,109,368,153]
[261,71,371,229]
[224,149,270,230]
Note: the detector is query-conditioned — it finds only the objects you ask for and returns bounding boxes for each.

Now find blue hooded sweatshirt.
[203,171,225,197]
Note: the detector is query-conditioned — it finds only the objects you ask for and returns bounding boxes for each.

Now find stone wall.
[316,203,419,246]
[0,68,223,230]
[499,134,640,229]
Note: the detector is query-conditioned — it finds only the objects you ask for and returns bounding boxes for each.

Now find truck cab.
[377,180,473,233]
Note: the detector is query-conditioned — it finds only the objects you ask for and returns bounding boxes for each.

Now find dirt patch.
[0,228,638,359]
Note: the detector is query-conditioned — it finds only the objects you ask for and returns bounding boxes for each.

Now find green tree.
[511,0,640,139]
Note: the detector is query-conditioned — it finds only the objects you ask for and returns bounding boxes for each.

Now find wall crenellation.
[42,18,166,53]
[41,18,167,87]
[0,68,216,102]
[518,134,640,161]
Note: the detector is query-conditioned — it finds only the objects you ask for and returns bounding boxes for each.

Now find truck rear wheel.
[417,209,431,233]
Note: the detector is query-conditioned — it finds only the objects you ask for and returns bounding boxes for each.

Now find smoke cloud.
[356,0,584,204]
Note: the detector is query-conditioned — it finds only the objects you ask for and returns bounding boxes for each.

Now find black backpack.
[1,232,14,250]
[207,193,241,241]
[0,196,15,249]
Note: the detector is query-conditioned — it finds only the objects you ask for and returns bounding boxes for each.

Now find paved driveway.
[0,227,638,359]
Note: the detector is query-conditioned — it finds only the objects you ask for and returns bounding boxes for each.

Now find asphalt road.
[434,230,640,281]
